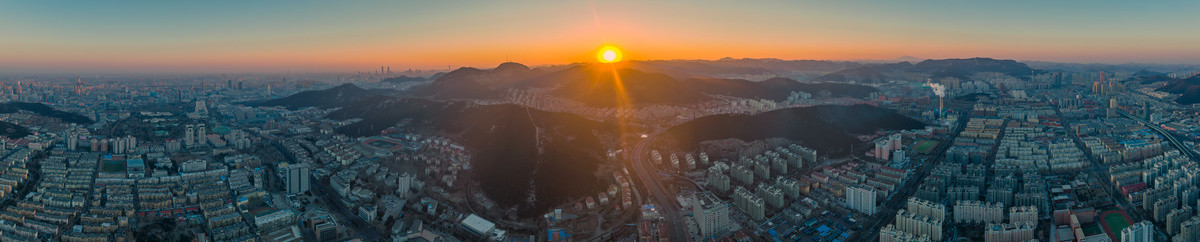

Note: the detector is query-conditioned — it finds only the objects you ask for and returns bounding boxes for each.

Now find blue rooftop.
[127,158,145,168]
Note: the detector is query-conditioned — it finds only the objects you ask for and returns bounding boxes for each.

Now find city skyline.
[1,1,1199,240]
[3,0,1200,73]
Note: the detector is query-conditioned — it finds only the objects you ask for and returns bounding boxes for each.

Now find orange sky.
[2,1,1200,73]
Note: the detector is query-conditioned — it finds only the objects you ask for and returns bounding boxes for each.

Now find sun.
[597,45,623,63]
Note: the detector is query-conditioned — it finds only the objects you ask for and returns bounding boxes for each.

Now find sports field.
[914,140,937,154]
[1099,210,1132,241]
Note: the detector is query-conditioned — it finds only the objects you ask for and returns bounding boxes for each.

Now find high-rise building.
[1120,220,1154,242]
[984,222,1035,242]
[66,134,77,151]
[775,177,801,200]
[195,100,208,116]
[880,224,932,242]
[906,197,946,222]
[953,200,1004,224]
[283,163,311,194]
[733,187,765,221]
[312,216,339,241]
[730,164,754,185]
[1179,217,1200,242]
[691,192,731,239]
[847,185,877,215]
[1165,206,1192,235]
[185,124,195,146]
[397,172,414,198]
[756,184,784,209]
[893,209,943,241]
[197,123,207,145]
[1008,206,1038,226]
[1153,195,1178,222]
[706,166,731,193]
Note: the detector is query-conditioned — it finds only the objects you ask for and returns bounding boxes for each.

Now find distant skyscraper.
[194,101,208,116]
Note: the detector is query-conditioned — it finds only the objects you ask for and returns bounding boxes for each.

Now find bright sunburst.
[597,45,622,63]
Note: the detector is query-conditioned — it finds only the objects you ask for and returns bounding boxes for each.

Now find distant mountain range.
[381,75,427,83]
[627,58,861,79]
[909,58,1040,78]
[1124,70,1178,84]
[247,83,400,110]
[257,58,1083,109]
[1156,74,1200,105]
[687,77,878,99]
[326,96,614,217]
[545,65,712,106]
[812,66,890,83]
[407,62,880,106]
[0,102,93,125]
[667,104,924,156]
[405,65,512,100]
[1024,61,1200,74]
[811,57,1040,83]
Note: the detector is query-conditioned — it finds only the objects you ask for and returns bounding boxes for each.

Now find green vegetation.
[102,160,127,173]
[914,140,938,154]
[1081,223,1102,236]
[1104,212,1131,241]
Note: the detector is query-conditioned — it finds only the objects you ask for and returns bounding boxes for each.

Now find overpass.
[1119,110,1199,162]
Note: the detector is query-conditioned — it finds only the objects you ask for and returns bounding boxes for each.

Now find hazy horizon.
[6,56,1200,75]
[4,0,1200,73]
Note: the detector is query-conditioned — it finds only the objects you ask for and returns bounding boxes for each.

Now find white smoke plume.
[925,82,945,97]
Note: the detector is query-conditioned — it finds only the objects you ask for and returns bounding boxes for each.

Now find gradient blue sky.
[2,0,1199,72]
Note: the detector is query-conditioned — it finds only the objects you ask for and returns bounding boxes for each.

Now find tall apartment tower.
[284,164,311,195]
[692,192,731,239]
[846,185,877,215]
[1120,220,1154,242]
[185,124,195,146]
[197,123,207,145]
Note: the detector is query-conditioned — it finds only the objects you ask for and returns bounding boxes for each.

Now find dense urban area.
[0,57,1199,242]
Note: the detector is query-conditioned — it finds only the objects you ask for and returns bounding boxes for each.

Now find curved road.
[1119,110,1199,161]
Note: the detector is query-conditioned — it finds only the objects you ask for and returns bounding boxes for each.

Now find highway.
[626,133,689,242]
[1120,110,1200,162]
[846,110,968,242]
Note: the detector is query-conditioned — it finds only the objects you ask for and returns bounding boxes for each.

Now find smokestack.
[925,82,947,117]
